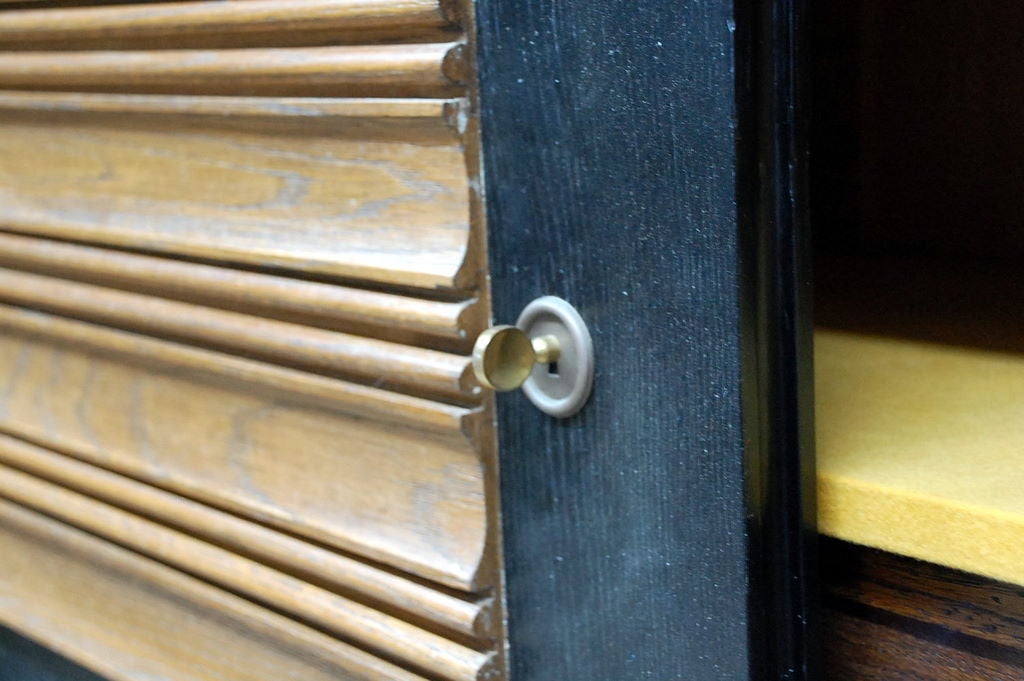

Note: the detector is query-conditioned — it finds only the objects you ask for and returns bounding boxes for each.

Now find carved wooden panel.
[0,2,502,679]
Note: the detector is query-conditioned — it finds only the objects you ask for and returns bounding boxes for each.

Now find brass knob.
[472,325,561,392]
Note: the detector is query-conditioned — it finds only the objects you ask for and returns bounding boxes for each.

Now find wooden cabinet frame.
[476,0,817,679]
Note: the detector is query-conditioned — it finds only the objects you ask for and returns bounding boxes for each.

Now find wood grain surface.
[0,90,459,133]
[825,611,1024,681]
[0,0,460,50]
[822,539,1024,680]
[0,432,490,638]
[0,44,465,97]
[0,232,480,349]
[824,539,1024,654]
[0,500,434,681]
[0,0,503,678]
[0,464,492,681]
[0,97,476,290]
[0,268,477,403]
[0,306,491,590]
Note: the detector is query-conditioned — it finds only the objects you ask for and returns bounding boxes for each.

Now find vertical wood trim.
[476,0,817,679]
[476,1,753,679]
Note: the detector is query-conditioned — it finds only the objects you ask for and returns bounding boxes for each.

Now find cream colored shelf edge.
[816,329,1024,586]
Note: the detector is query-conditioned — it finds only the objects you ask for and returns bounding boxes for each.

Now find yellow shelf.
[816,329,1024,585]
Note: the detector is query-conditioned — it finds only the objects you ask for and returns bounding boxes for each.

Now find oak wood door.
[0,2,504,681]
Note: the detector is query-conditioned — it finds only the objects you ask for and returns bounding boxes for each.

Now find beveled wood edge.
[0,303,479,434]
[0,92,470,149]
[0,431,494,639]
[0,232,480,349]
[0,499,434,681]
[0,463,495,681]
[0,416,493,593]
[0,268,479,404]
[0,43,465,98]
[0,308,496,591]
[450,3,507,675]
[0,0,459,50]
[0,219,476,293]
[0,90,455,120]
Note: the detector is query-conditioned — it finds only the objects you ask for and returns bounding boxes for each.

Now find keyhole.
[548,361,560,377]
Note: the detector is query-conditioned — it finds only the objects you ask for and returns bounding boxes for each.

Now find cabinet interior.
[809,0,1024,583]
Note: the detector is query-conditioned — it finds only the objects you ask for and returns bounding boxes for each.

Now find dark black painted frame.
[738,0,819,678]
[475,0,816,679]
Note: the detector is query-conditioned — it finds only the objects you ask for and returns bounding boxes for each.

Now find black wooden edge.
[736,0,820,678]
[474,0,817,679]
[477,0,817,678]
